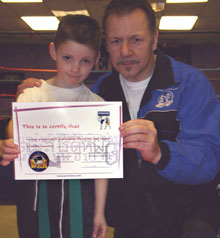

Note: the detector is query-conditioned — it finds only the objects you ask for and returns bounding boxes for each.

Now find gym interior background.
[0,0,220,237]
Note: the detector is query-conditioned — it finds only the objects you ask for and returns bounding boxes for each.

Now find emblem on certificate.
[13,101,123,180]
[97,111,111,130]
[29,151,49,172]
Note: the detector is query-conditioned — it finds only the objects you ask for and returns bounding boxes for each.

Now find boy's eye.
[110,39,120,44]
[82,59,91,64]
[63,56,71,61]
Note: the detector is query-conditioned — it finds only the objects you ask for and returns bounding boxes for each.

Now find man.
[2,0,220,237]
[92,1,220,237]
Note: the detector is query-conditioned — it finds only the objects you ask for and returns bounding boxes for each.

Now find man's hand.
[16,78,41,98]
[119,119,161,165]
[0,139,19,166]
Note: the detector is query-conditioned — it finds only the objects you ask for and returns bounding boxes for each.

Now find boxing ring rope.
[0,65,220,99]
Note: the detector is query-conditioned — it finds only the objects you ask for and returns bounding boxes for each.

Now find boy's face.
[50,40,100,88]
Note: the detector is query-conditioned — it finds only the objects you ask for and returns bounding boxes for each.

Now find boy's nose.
[71,63,80,72]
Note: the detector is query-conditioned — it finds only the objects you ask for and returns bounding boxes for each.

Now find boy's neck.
[46,77,56,86]
[46,76,83,89]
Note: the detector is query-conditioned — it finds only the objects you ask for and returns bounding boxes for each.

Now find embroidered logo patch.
[29,151,49,172]
[156,91,174,108]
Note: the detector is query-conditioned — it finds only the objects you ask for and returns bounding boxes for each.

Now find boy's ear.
[95,51,101,65]
[49,42,56,60]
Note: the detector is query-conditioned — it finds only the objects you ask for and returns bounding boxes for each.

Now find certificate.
[13,101,123,180]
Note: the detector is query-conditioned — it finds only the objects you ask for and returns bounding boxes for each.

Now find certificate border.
[13,102,123,180]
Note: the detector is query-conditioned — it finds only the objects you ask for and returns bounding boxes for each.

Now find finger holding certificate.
[13,101,123,180]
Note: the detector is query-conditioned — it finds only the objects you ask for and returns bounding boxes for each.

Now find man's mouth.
[116,59,139,66]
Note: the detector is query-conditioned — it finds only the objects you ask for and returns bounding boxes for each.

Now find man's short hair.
[54,14,101,51]
[103,0,156,34]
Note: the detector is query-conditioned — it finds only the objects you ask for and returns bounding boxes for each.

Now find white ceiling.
[0,0,220,45]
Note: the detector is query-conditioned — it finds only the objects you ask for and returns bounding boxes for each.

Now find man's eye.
[132,37,141,43]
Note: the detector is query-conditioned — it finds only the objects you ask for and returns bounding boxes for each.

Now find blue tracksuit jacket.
[91,50,220,229]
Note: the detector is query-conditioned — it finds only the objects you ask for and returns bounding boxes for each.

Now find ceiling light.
[151,3,165,12]
[21,16,59,31]
[1,0,42,2]
[52,10,89,17]
[166,0,208,3]
[159,16,198,30]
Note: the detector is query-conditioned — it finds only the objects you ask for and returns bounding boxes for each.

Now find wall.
[1,43,220,81]
[1,42,220,129]
[191,45,220,97]
[0,44,55,80]
[0,42,220,203]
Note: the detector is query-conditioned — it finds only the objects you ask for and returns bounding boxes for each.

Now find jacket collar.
[106,50,175,119]
[140,49,175,108]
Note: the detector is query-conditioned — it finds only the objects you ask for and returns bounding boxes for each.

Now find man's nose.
[120,41,132,57]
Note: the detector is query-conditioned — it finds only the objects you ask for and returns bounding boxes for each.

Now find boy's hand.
[16,78,41,98]
[92,213,107,238]
[0,139,19,166]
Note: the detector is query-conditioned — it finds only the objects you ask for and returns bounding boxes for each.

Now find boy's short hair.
[103,0,156,34]
[54,14,101,51]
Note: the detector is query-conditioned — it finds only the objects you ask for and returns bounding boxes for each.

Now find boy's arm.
[0,120,19,166]
[92,179,108,238]
[0,140,2,157]
[1,80,37,166]
[6,119,13,139]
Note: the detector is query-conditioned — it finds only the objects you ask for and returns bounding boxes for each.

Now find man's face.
[105,8,158,82]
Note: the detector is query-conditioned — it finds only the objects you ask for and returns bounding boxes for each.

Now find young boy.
[0,14,107,238]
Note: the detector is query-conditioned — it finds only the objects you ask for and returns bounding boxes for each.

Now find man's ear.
[95,51,101,65]
[152,29,159,51]
[49,42,56,61]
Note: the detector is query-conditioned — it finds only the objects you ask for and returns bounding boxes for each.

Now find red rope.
[0,94,15,97]
[0,66,57,72]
